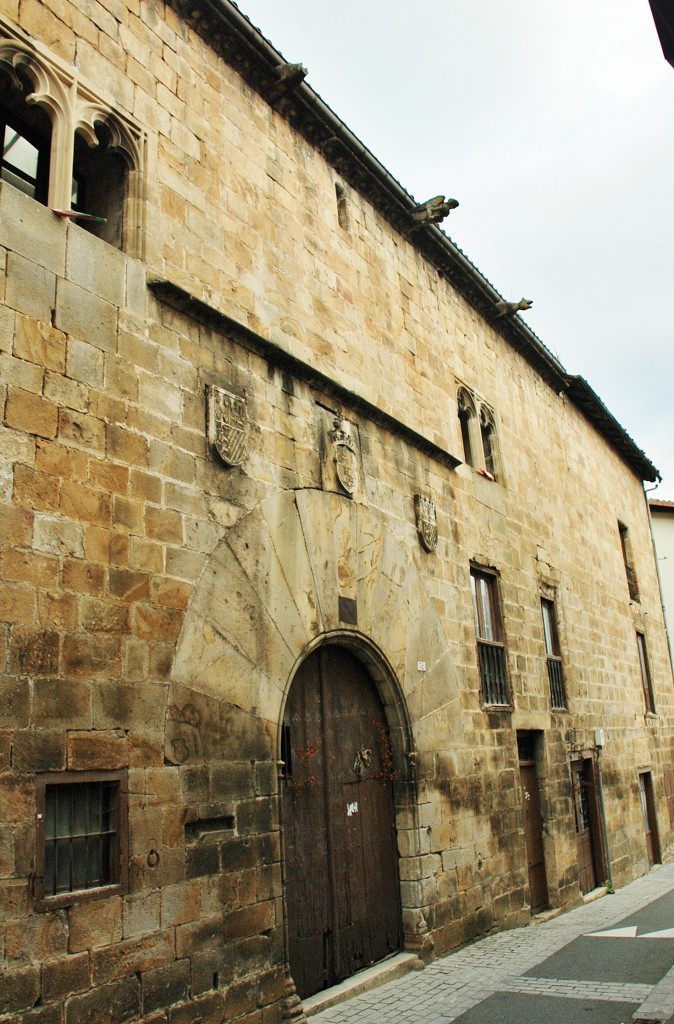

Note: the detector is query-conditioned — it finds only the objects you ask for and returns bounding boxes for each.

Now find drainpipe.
[594,731,613,892]
[643,482,674,677]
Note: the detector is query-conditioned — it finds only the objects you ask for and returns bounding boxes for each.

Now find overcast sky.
[237,0,674,498]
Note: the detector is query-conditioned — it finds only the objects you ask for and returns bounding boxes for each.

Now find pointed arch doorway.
[282,644,403,999]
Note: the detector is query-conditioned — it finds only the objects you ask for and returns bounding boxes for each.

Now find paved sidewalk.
[309,862,674,1024]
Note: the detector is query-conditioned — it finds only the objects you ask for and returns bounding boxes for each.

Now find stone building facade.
[0,1,673,1022]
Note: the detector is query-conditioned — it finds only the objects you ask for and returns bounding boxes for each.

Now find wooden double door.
[282,646,402,999]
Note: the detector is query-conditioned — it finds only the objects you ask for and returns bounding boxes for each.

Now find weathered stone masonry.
[0,1,673,1022]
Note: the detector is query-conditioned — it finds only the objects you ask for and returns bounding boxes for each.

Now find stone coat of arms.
[415,494,438,552]
[207,384,248,467]
[330,417,359,496]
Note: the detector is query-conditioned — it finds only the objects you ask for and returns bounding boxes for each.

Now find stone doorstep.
[582,885,609,905]
[302,953,424,1017]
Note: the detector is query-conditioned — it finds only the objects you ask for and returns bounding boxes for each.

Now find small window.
[36,771,128,909]
[470,564,510,706]
[541,598,566,709]
[618,522,639,601]
[479,405,500,480]
[0,67,51,204]
[335,181,349,230]
[457,388,476,467]
[636,631,655,714]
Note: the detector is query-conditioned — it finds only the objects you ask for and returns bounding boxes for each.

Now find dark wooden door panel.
[284,645,402,998]
[519,761,548,913]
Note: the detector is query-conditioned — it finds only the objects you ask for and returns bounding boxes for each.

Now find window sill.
[34,881,126,913]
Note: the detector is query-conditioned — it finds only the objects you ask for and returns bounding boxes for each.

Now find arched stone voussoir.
[294,488,351,630]
[165,678,276,766]
[258,489,323,638]
[188,537,297,683]
[226,500,315,659]
[171,610,287,717]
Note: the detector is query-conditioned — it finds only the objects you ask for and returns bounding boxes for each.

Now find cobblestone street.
[309,862,674,1024]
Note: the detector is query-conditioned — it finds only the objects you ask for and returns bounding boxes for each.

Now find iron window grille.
[470,565,510,706]
[35,771,128,909]
[541,598,567,709]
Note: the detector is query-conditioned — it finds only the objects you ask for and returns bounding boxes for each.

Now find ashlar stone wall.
[0,0,673,1022]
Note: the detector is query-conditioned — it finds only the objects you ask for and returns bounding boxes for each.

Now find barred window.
[36,772,128,908]
[470,565,510,706]
[541,597,566,709]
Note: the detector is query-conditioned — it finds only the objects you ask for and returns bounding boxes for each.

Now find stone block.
[145,507,184,544]
[5,386,58,439]
[43,370,90,413]
[0,350,43,393]
[42,951,91,1002]
[4,910,68,961]
[5,251,56,321]
[37,591,78,631]
[58,409,106,454]
[186,844,219,880]
[0,503,33,546]
[65,223,126,306]
[35,439,88,481]
[0,677,30,729]
[12,730,66,772]
[122,889,162,939]
[64,976,141,1024]
[91,931,174,986]
[61,635,121,680]
[0,774,34,824]
[88,460,129,495]
[168,991,225,1024]
[125,258,147,317]
[3,547,59,588]
[0,581,36,625]
[0,181,66,275]
[66,338,105,386]
[256,967,286,1007]
[224,900,275,941]
[68,897,123,953]
[10,626,60,675]
[133,605,183,642]
[175,916,226,959]
[54,279,118,354]
[79,598,130,634]
[34,515,85,558]
[61,559,106,595]
[225,979,256,1019]
[13,464,60,512]
[32,678,93,728]
[67,731,128,771]
[160,880,201,928]
[106,424,149,467]
[112,496,143,534]
[93,681,166,733]
[141,959,190,1016]
[14,314,67,373]
[0,963,41,1014]
[60,482,111,527]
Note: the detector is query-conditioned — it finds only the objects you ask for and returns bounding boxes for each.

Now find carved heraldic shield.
[415,494,438,552]
[207,384,247,467]
[331,417,359,496]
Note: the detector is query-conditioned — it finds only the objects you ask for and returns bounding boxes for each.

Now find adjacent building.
[1,1,673,1021]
